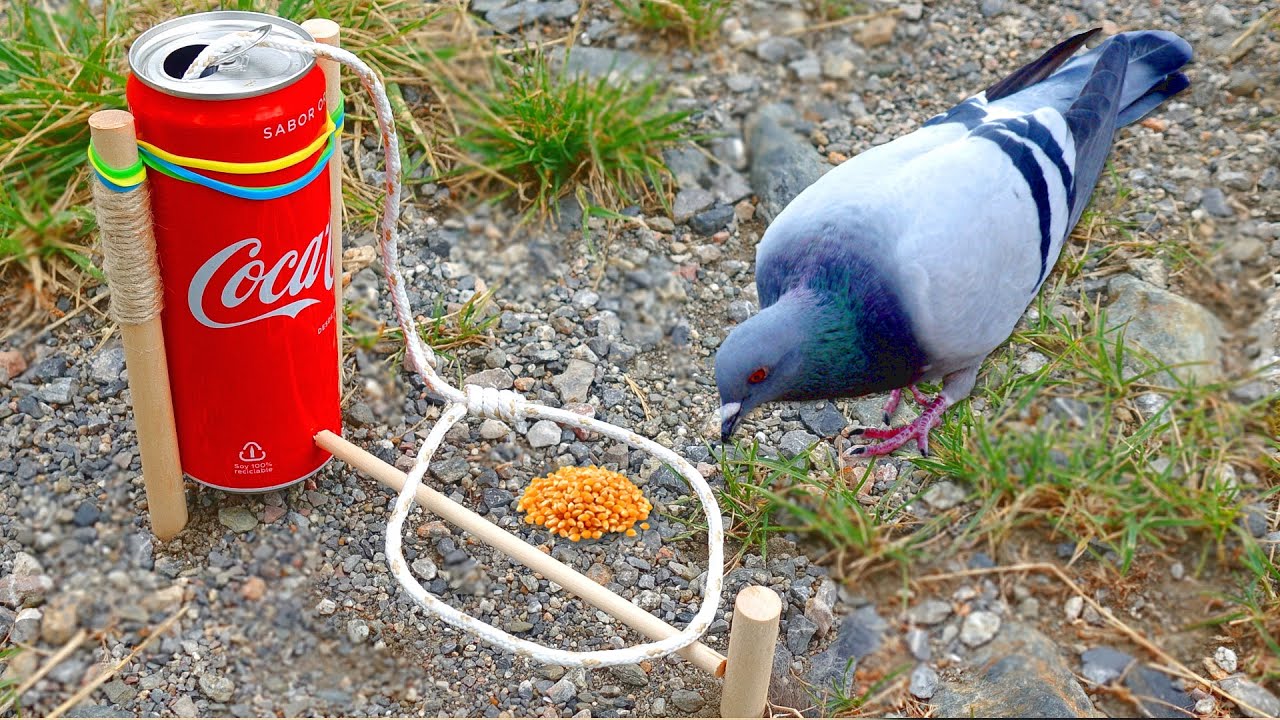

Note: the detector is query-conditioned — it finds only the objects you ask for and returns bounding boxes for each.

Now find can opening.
[163,44,219,80]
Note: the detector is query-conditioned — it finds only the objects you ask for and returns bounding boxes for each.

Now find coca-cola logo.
[188,224,333,329]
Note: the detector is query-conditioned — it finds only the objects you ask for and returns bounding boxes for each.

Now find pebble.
[479,419,510,439]
[12,607,42,644]
[36,377,75,404]
[315,598,337,615]
[198,673,235,703]
[959,611,1001,647]
[218,506,258,534]
[172,695,198,716]
[527,420,562,448]
[1105,275,1224,384]
[1219,676,1280,718]
[908,599,952,626]
[1200,187,1234,217]
[909,664,938,699]
[905,628,931,661]
[347,618,370,643]
[610,663,648,688]
[547,678,576,704]
[798,402,847,438]
[786,614,818,654]
[1214,646,1238,674]
[72,501,99,527]
[670,689,704,713]
[412,556,437,576]
[922,480,966,510]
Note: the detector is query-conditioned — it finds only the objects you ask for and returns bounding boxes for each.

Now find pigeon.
[715,28,1192,456]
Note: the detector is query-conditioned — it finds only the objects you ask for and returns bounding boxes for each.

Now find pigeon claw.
[842,395,952,458]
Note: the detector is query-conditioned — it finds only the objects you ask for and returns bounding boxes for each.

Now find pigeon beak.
[719,402,742,443]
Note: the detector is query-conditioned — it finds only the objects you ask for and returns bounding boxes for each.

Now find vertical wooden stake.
[89,110,188,541]
[720,585,782,718]
[302,18,344,388]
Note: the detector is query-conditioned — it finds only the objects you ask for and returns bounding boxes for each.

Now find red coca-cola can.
[126,11,340,492]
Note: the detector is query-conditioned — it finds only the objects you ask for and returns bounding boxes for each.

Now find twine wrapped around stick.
[91,180,164,326]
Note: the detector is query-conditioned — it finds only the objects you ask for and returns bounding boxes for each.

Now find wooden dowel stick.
[316,429,727,675]
[720,586,782,718]
[302,18,344,388]
[89,110,188,542]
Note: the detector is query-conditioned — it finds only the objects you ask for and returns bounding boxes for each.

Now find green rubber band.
[87,143,146,185]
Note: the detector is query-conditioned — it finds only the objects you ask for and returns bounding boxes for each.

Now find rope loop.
[464,385,525,422]
[182,27,725,670]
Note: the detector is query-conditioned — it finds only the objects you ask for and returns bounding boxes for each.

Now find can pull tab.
[210,23,274,71]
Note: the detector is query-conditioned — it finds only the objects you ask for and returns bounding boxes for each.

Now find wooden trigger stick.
[721,585,783,717]
[89,110,188,541]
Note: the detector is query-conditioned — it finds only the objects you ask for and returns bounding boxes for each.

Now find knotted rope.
[183,29,724,668]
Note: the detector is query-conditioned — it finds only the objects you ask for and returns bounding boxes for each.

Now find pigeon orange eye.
[748,368,768,384]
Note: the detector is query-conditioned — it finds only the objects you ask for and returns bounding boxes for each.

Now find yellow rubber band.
[135,115,336,175]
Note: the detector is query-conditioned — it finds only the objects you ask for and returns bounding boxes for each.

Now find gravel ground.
[2,0,1278,717]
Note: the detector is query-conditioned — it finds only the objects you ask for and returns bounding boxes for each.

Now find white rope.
[184,29,725,669]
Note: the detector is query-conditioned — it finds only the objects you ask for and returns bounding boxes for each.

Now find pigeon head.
[714,295,814,442]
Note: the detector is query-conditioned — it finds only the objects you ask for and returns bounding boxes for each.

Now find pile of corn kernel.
[517,466,652,541]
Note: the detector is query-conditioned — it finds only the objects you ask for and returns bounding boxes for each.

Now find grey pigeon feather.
[715,29,1192,456]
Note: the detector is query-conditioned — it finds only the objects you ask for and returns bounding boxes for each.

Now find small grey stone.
[747,105,828,223]
[960,611,1001,647]
[690,203,736,235]
[908,599,952,626]
[547,678,576,703]
[486,0,577,33]
[347,618,370,643]
[103,679,136,705]
[430,457,470,484]
[901,2,923,20]
[610,663,649,688]
[315,598,337,615]
[1214,646,1238,674]
[345,402,375,427]
[218,506,258,534]
[464,367,515,390]
[72,500,100,527]
[90,347,125,384]
[172,695,198,717]
[36,377,75,405]
[910,664,938,699]
[504,620,534,633]
[799,402,848,437]
[979,0,1004,16]
[527,420,562,448]
[905,628,931,661]
[779,429,818,458]
[754,36,805,63]
[552,360,595,403]
[411,557,439,581]
[1200,187,1233,217]
[556,46,653,83]
[788,53,822,81]
[11,607,42,644]
[479,419,510,440]
[1205,3,1236,33]
[673,188,715,223]
[922,480,966,510]
[1081,646,1133,685]
[1219,676,1280,718]
[670,689,704,713]
[786,614,818,654]
[198,673,235,703]
[727,299,754,323]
